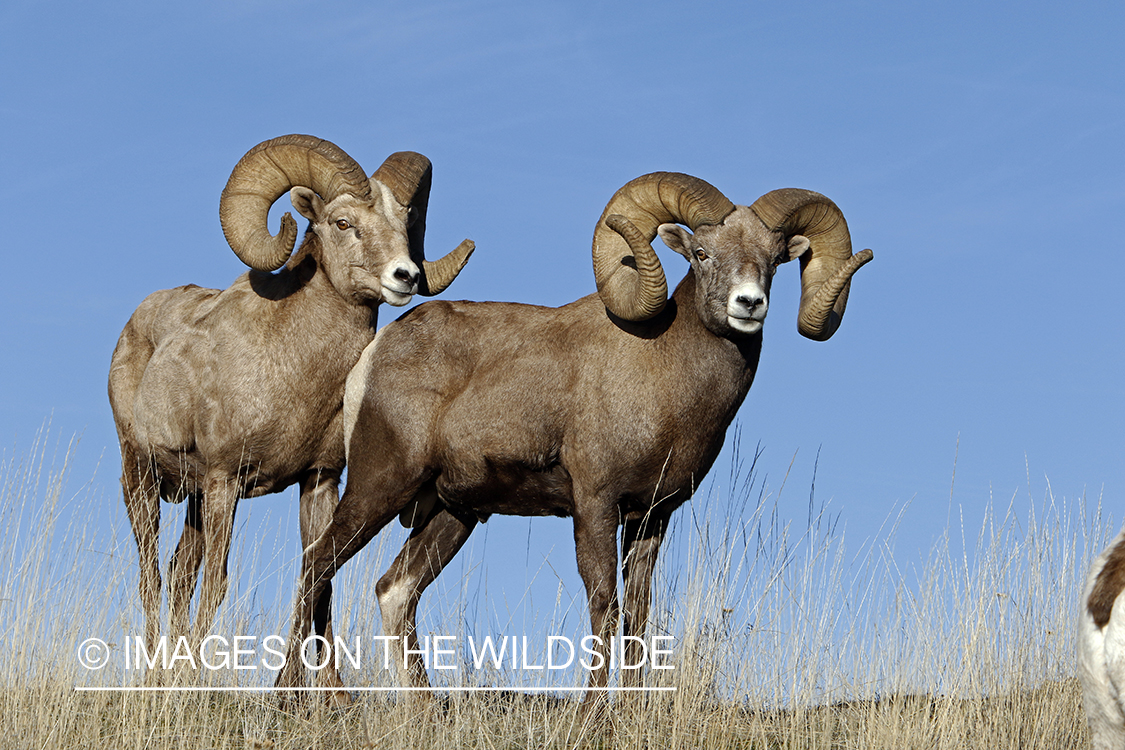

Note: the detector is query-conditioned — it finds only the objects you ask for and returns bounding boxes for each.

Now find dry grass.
[0,431,1108,749]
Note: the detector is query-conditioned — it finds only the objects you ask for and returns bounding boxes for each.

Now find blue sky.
[1,0,1122,667]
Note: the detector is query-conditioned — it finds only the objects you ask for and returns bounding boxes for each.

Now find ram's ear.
[657,223,695,260]
[787,235,811,262]
[289,187,323,222]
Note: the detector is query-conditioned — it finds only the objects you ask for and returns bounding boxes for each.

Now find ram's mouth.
[726,315,764,335]
[381,284,416,306]
[726,297,767,335]
[347,275,413,306]
[381,271,418,303]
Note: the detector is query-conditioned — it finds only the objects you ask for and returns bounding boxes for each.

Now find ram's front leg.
[274,480,403,697]
[572,494,621,720]
[620,511,668,689]
[297,469,353,707]
[615,510,671,719]
[275,529,345,697]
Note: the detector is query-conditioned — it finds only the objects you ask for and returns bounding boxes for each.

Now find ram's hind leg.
[191,471,239,644]
[377,504,478,689]
[121,443,162,658]
[167,493,204,639]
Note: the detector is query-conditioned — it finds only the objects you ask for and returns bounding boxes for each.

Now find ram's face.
[658,207,796,337]
[292,183,420,306]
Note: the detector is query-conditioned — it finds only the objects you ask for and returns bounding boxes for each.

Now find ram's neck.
[245,239,378,335]
[668,271,762,390]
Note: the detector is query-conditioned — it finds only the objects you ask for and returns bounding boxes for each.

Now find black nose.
[736,293,764,310]
[394,267,418,285]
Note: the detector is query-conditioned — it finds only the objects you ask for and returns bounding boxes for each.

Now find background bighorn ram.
[274,172,872,697]
[108,135,474,690]
[1080,527,1125,749]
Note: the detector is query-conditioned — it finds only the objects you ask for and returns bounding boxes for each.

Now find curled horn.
[371,152,474,296]
[219,135,371,272]
[750,189,874,341]
[593,172,735,321]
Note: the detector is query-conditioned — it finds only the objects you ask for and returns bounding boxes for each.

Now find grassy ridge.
[0,434,1108,748]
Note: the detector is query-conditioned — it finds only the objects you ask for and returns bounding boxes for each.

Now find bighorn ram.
[1080,527,1125,749]
[274,172,872,697]
[108,135,474,690]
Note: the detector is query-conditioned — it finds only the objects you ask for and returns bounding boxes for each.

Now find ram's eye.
[335,219,351,230]
[695,248,708,261]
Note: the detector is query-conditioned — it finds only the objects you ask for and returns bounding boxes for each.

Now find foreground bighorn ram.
[275,172,872,698]
[1080,527,1125,749]
[108,135,473,689]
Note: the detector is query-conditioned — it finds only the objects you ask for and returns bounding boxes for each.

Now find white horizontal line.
[75,686,676,693]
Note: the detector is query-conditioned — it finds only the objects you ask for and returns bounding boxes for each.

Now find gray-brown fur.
[108,135,473,695]
[274,173,872,700]
[1089,534,1125,628]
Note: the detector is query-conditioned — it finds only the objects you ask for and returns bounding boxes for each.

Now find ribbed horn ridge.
[593,172,735,321]
[219,135,370,272]
[372,151,474,296]
[749,189,873,341]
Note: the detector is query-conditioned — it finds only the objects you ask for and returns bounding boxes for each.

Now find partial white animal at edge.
[1080,527,1125,749]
